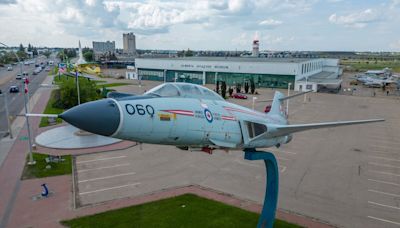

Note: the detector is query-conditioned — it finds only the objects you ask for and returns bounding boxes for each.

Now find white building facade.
[135,57,341,90]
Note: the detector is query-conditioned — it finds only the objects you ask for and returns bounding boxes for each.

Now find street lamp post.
[0,42,35,164]
[286,82,291,116]
[252,97,257,110]
[304,76,308,103]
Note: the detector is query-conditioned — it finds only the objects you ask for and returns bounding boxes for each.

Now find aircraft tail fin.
[268,91,286,118]
[268,90,313,118]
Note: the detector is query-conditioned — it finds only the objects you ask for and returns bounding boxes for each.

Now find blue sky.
[0,0,399,51]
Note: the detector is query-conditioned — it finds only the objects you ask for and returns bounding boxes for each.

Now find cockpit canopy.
[145,83,224,101]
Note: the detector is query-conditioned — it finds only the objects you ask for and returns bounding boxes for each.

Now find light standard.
[252,97,258,110]
[0,42,35,165]
[303,75,308,103]
[286,82,291,116]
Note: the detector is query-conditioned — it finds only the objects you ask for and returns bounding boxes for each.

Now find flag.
[24,81,28,94]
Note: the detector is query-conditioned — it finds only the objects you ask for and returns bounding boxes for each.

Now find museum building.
[134,57,342,91]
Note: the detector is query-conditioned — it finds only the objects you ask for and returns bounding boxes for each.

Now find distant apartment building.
[92,41,116,60]
[123,33,136,55]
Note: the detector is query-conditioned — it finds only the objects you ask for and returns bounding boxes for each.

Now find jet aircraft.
[31,82,384,153]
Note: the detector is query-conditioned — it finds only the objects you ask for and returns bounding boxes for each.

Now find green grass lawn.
[341,59,400,72]
[39,90,64,128]
[96,82,132,88]
[61,194,302,228]
[21,153,72,179]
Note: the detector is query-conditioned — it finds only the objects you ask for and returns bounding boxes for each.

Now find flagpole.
[24,79,35,165]
[76,70,80,105]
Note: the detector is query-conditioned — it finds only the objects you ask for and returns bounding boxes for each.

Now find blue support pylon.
[244,149,279,228]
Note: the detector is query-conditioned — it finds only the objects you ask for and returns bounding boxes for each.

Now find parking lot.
[74,83,400,228]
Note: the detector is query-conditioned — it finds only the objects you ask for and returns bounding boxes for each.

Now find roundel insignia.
[204,109,213,123]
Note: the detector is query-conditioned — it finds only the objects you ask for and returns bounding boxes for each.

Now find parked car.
[9,86,19,93]
[23,72,28,77]
[16,74,22,80]
[7,66,13,71]
[264,105,272,113]
[232,93,248,99]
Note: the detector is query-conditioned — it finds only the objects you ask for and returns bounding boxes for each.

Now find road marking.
[368,156,400,162]
[279,165,287,173]
[367,179,400,187]
[368,201,400,210]
[371,145,396,150]
[368,162,400,169]
[367,216,400,226]
[78,163,130,173]
[78,172,136,183]
[76,155,127,164]
[369,170,400,177]
[276,156,289,161]
[371,140,400,145]
[368,151,399,156]
[79,182,141,195]
[368,189,400,198]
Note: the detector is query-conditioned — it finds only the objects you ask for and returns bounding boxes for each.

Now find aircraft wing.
[269,119,384,137]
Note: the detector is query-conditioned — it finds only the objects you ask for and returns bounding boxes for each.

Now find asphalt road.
[0,56,55,138]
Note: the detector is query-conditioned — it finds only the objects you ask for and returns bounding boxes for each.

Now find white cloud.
[259,19,283,27]
[391,0,400,8]
[329,9,381,28]
[390,39,400,50]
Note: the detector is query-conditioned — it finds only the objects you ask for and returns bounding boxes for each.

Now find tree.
[19,44,24,52]
[32,48,38,56]
[250,79,255,94]
[43,51,51,58]
[54,77,100,109]
[236,83,241,93]
[185,49,194,57]
[221,81,227,99]
[228,87,234,97]
[83,50,94,62]
[27,43,32,52]
[244,81,249,93]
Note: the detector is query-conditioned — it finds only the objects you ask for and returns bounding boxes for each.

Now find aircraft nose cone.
[59,99,120,136]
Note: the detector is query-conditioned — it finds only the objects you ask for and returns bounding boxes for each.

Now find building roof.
[298,71,342,85]
[138,56,320,63]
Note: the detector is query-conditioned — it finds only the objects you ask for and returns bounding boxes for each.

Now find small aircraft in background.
[30,82,384,153]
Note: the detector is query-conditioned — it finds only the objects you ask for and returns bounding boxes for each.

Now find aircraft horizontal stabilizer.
[279,90,312,101]
[269,119,384,137]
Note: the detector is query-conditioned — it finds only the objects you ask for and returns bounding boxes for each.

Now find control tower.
[252,32,260,57]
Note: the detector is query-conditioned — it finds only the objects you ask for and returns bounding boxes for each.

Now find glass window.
[200,87,224,100]
[179,84,203,96]
[146,84,180,97]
